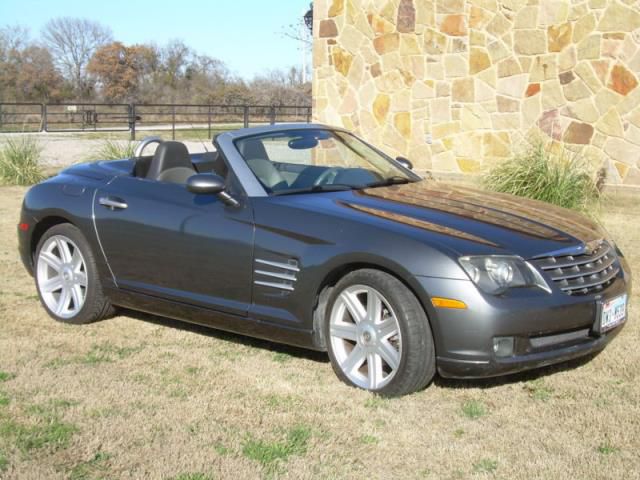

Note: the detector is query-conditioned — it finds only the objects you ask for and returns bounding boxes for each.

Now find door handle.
[99,197,128,210]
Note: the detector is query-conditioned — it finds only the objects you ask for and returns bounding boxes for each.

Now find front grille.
[532,241,619,295]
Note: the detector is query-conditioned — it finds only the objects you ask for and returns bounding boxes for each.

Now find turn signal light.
[18,222,29,231]
[431,297,467,309]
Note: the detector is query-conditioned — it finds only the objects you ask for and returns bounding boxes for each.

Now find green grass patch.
[0,392,9,407]
[597,442,619,455]
[0,450,7,471]
[214,442,231,456]
[461,400,487,420]
[364,396,390,409]
[483,140,602,213]
[68,451,111,480]
[264,393,300,409]
[46,343,144,368]
[0,372,15,382]
[359,434,379,445]
[242,425,311,471]
[272,352,292,363]
[524,379,554,401]
[0,136,44,185]
[0,418,77,453]
[26,399,79,417]
[168,474,214,480]
[473,458,498,474]
[0,398,78,453]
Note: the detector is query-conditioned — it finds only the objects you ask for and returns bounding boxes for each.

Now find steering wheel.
[313,167,342,186]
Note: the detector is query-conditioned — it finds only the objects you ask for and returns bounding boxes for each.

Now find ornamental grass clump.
[0,136,44,185]
[94,139,136,160]
[483,141,603,213]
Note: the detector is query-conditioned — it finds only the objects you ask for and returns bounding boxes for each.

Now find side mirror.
[396,156,413,170]
[187,173,239,207]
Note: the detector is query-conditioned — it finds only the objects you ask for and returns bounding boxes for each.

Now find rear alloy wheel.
[35,224,114,324]
[325,269,436,397]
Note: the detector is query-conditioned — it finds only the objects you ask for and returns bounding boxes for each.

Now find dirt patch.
[0,186,638,479]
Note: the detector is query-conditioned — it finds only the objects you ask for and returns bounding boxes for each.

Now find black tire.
[324,269,436,397]
[34,223,114,325]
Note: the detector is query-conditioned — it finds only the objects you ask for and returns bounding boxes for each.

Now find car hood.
[332,180,606,258]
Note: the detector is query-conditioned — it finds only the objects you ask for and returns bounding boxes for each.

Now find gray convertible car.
[18,124,631,396]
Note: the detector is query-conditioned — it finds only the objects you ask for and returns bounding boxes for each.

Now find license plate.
[599,294,627,332]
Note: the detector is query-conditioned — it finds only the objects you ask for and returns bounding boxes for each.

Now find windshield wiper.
[272,184,357,196]
[363,176,413,189]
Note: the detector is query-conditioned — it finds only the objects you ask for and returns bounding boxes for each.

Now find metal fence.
[0,102,313,139]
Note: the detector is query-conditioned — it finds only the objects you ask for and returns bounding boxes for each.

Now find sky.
[0,0,312,79]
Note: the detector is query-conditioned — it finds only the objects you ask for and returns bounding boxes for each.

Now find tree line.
[0,18,311,106]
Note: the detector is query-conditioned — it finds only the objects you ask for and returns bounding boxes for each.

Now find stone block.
[563,121,594,144]
[424,28,448,54]
[598,2,640,32]
[608,63,639,96]
[373,33,400,55]
[596,108,624,137]
[514,30,547,55]
[331,47,353,76]
[548,22,572,52]
[373,93,391,124]
[394,112,412,138]
[440,14,467,36]
[319,20,339,38]
[452,77,475,102]
[496,73,528,98]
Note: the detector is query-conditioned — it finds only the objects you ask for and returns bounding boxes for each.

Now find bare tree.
[281,4,313,82]
[42,17,112,98]
[0,25,29,58]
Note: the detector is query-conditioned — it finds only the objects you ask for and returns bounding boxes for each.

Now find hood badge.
[583,239,602,255]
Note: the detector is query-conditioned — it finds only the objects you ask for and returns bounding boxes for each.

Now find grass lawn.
[0,186,638,479]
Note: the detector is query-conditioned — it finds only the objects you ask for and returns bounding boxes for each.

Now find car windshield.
[234,129,416,195]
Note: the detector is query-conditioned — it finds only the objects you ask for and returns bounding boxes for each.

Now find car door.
[93,176,254,316]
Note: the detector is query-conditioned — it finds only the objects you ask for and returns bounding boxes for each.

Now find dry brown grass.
[0,186,638,480]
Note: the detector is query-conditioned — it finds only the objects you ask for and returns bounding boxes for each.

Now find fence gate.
[44,104,131,133]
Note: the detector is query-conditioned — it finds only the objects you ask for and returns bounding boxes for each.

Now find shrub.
[483,141,602,213]
[0,136,44,185]
[94,139,136,160]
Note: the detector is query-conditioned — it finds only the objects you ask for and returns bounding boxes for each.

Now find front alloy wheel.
[325,269,436,396]
[34,223,114,324]
[329,285,402,390]
[37,235,88,319]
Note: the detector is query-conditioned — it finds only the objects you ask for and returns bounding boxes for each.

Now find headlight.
[459,255,551,295]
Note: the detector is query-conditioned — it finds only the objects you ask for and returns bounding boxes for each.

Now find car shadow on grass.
[115,308,601,390]
[118,308,329,364]
[434,352,600,390]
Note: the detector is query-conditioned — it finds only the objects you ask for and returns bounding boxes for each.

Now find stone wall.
[312,0,640,186]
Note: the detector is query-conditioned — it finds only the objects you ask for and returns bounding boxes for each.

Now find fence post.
[270,105,276,125]
[243,105,249,128]
[129,104,136,141]
[0,103,3,131]
[42,104,48,132]
[172,105,176,140]
[306,106,312,124]
[208,105,212,139]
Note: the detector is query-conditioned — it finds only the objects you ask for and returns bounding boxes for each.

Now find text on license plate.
[600,294,627,332]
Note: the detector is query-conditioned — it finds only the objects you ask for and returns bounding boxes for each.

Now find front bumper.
[436,323,624,379]
[415,259,631,379]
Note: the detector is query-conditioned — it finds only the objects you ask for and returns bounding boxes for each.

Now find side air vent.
[254,258,299,292]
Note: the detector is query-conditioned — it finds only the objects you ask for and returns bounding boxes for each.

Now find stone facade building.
[312,0,640,186]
